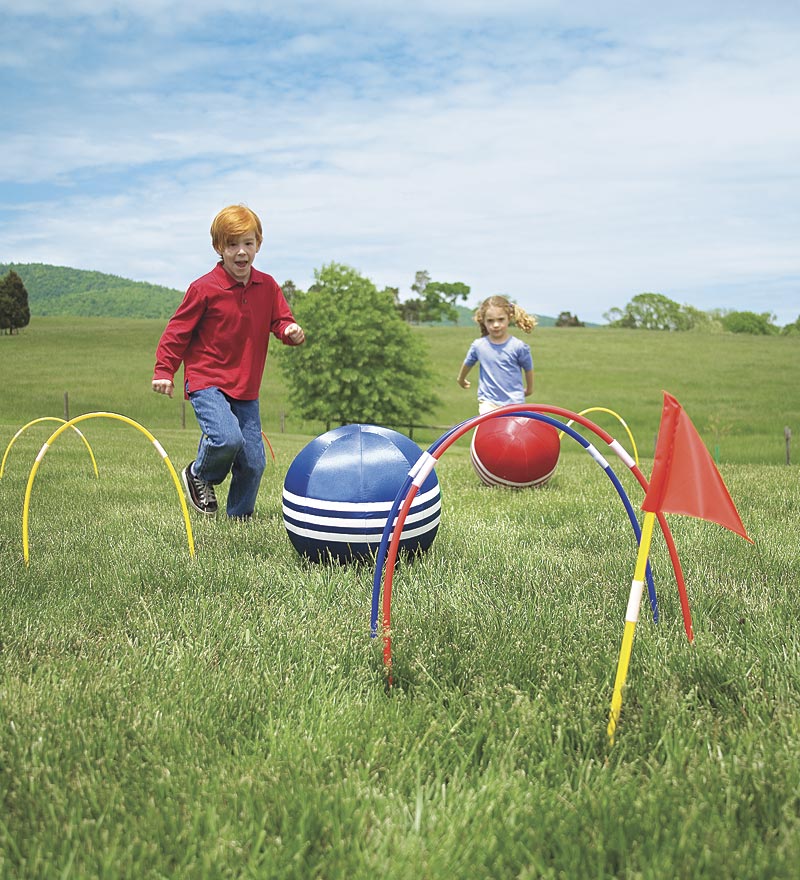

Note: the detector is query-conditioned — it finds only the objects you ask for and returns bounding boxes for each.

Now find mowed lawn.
[1,315,797,461]
[0,317,798,878]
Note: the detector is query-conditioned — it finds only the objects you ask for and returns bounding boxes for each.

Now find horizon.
[1,2,798,324]
[4,259,797,328]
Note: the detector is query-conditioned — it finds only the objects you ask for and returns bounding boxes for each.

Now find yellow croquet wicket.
[559,406,640,467]
[21,412,195,564]
[1,417,99,479]
[608,510,657,744]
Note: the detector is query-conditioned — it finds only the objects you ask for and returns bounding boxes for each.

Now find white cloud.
[1,3,798,323]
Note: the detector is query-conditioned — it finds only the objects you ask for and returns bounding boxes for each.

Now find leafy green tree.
[555,311,585,327]
[422,280,470,323]
[604,292,719,331]
[0,286,13,334]
[604,292,691,330]
[399,270,470,324]
[781,315,800,336]
[720,310,778,335]
[682,304,721,333]
[280,279,299,307]
[0,270,30,334]
[279,263,440,427]
[397,297,423,324]
[411,270,431,297]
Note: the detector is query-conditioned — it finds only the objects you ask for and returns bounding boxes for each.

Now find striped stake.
[607,391,752,743]
[1,417,99,479]
[22,412,194,564]
[608,511,656,745]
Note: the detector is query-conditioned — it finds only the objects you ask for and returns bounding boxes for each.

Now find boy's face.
[218,229,261,283]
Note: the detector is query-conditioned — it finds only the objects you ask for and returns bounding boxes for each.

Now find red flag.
[642,392,752,542]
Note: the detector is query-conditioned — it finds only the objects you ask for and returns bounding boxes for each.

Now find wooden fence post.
[63,391,69,421]
[786,426,792,465]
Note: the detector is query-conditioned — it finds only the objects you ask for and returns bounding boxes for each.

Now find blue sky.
[1,0,798,323]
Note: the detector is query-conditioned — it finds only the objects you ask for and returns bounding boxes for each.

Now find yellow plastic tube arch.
[1,417,99,479]
[22,412,195,565]
[559,406,640,467]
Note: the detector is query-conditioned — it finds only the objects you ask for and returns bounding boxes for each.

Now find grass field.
[1,318,799,878]
[1,316,797,462]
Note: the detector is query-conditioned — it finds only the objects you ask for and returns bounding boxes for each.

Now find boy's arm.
[152,378,175,397]
[283,322,305,345]
[152,285,205,392]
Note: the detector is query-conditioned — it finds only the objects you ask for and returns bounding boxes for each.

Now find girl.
[457,295,536,413]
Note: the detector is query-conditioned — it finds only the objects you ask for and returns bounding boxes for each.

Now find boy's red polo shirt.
[153,263,297,400]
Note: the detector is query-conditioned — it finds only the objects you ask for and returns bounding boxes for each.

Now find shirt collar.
[214,261,263,291]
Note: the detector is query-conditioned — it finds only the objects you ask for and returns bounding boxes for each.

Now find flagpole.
[608,510,657,744]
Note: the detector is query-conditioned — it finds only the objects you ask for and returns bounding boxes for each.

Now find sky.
[1,0,798,324]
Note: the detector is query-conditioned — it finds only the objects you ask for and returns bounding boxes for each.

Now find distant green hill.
[0,263,183,319]
[448,304,557,328]
[0,263,598,325]
[441,304,600,328]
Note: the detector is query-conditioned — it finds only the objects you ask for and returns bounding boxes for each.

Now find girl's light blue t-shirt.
[464,336,533,406]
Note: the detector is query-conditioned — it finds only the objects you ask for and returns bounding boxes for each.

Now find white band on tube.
[625,579,645,623]
[609,439,635,469]
[410,451,437,487]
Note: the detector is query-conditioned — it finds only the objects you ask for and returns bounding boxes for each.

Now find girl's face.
[483,305,510,342]
[219,229,260,283]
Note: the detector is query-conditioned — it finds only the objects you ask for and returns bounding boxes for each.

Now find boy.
[152,204,305,519]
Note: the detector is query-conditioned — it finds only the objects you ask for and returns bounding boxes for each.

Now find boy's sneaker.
[182,463,218,514]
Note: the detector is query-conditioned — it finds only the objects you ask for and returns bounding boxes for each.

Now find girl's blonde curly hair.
[473,295,537,336]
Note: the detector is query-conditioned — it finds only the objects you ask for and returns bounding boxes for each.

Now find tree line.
[5,262,795,432]
[285,269,585,328]
[283,269,475,326]
[604,292,800,335]
[279,267,799,431]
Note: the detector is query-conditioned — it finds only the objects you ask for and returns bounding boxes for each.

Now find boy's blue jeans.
[188,386,266,518]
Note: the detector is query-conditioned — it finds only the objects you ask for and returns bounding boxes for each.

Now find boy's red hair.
[210,205,263,253]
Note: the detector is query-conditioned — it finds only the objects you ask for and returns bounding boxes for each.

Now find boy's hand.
[285,323,305,344]
[152,379,174,397]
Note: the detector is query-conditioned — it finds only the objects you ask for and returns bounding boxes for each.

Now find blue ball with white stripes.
[283,424,441,563]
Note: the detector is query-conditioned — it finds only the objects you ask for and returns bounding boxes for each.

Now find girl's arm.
[457,362,473,388]
[524,369,534,397]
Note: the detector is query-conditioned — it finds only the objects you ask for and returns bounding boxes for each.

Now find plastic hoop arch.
[371,403,694,676]
[559,406,640,467]
[22,412,195,565]
[261,430,276,462]
[376,410,660,623]
[370,411,658,629]
[1,417,99,479]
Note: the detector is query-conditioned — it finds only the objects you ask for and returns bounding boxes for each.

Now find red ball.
[470,416,560,488]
